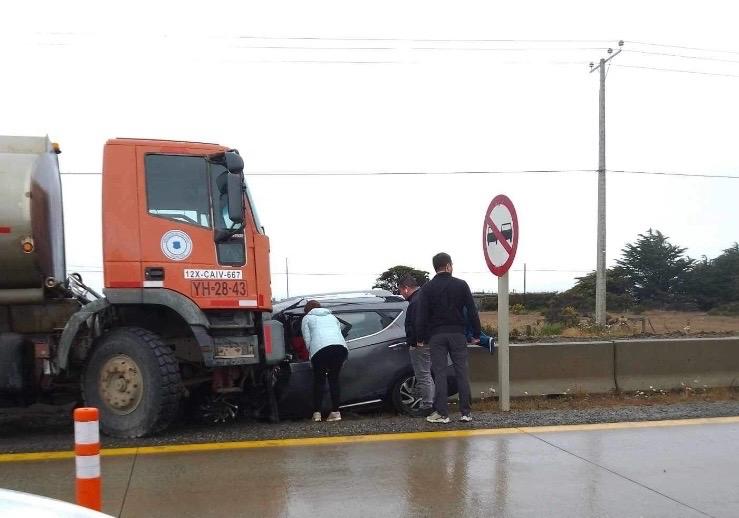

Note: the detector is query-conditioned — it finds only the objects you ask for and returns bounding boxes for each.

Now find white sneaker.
[326,411,342,422]
[426,412,450,424]
[460,414,473,422]
[312,412,322,422]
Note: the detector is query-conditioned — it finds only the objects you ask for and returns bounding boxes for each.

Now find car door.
[335,309,408,405]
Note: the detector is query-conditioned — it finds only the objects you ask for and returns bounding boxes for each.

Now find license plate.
[191,280,247,298]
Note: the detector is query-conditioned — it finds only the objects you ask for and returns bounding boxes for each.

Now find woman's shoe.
[312,412,322,422]
[326,411,342,422]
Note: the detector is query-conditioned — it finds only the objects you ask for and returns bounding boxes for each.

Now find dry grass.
[479,310,739,339]
[471,386,739,413]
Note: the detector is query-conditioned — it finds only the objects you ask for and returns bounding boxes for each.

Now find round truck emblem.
[161,230,193,261]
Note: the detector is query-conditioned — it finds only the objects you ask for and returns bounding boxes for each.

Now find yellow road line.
[1,415,737,464]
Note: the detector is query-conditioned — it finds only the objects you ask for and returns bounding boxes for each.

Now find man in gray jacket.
[416,253,480,424]
[399,275,434,416]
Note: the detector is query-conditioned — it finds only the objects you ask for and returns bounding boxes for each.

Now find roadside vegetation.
[374,229,739,339]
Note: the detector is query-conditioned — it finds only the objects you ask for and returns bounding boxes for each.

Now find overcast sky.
[3,1,738,299]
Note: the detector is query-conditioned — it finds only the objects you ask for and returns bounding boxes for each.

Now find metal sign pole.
[498,271,510,411]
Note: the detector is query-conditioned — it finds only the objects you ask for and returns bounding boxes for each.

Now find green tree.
[373,265,429,294]
[615,229,694,304]
[684,243,739,309]
[565,266,635,311]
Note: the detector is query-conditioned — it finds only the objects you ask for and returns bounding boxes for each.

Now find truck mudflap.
[57,298,110,370]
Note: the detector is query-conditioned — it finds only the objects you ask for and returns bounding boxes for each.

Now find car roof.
[272,290,406,315]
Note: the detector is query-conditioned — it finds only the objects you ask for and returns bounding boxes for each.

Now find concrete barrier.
[469,341,616,397]
[614,337,739,392]
[466,337,739,398]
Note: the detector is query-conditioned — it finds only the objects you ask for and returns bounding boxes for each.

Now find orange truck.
[0,136,285,437]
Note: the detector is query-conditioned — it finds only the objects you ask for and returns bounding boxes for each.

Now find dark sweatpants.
[311,344,348,412]
[429,332,471,418]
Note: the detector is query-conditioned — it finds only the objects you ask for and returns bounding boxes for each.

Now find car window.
[336,310,400,342]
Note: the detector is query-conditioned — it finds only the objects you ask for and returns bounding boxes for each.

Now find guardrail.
[468,337,739,397]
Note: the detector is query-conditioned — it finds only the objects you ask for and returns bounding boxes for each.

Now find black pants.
[311,344,348,412]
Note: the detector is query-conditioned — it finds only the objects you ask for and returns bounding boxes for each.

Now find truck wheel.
[82,327,182,438]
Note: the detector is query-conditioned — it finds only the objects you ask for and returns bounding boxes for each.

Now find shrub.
[545,302,580,327]
[511,303,526,315]
[560,306,579,327]
[539,323,563,336]
[708,302,739,316]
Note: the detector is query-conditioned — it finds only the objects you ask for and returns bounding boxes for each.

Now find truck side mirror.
[225,151,244,174]
[227,172,244,225]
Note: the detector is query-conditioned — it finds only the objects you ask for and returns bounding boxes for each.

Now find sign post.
[482,194,519,412]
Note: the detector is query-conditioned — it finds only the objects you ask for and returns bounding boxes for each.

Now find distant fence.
[468,337,739,397]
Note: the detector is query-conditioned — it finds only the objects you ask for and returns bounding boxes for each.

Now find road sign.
[482,194,519,277]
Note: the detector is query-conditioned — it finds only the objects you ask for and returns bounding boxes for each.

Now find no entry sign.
[482,194,519,277]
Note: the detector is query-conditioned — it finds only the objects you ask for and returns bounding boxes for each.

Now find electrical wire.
[246,169,596,176]
[66,267,595,275]
[33,32,615,45]
[628,40,739,56]
[60,169,596,176]
[608,169,739,179]
[625,48,739,65]
[613,63,739,79]
[60,168,739,179]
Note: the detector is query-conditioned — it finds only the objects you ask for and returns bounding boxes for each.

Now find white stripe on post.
[76,454,101,479]
[74,421,100,445]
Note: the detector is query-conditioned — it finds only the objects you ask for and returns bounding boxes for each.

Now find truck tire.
[82,327,182,438]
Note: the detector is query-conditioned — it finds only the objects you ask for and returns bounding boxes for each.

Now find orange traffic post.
[74,407,102,511]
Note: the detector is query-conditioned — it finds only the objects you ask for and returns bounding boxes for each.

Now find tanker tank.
[0,136,65,303]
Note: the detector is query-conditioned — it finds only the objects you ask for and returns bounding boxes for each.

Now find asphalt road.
[2,417,738,517]
[1,399,738,454]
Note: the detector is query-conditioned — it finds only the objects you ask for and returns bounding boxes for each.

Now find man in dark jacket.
[416,252,480,423]
[398,275,434,416]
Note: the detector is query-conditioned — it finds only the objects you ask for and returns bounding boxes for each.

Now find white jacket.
[301,308,348,359]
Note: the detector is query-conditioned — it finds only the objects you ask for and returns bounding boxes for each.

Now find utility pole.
[523,263,527,302]
[589,41,623,325]
[285,257,290,298]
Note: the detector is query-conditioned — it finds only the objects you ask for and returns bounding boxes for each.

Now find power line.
[33,32,615,45]
[246,169,595,176]
[625,48,739,65]
[230,44,606,52]
[608,169,739,179]
[67,266,592,277]
[628,40,739,56]
[614,63,739,79]
[60,169,595,177]
[234,37,614,44]
[60,168,739,179]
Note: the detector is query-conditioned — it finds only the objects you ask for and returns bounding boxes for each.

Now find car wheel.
[391,372,423,415]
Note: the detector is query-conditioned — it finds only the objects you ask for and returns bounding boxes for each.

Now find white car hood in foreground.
[0,488,113,518]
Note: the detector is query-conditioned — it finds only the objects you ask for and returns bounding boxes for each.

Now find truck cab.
[102,139,273,366]
[0,136,284,438]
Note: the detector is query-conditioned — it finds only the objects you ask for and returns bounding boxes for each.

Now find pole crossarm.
[589,48,622,72]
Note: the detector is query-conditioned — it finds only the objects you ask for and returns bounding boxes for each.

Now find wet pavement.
[2,399,739,454]
[1,418,738,517]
